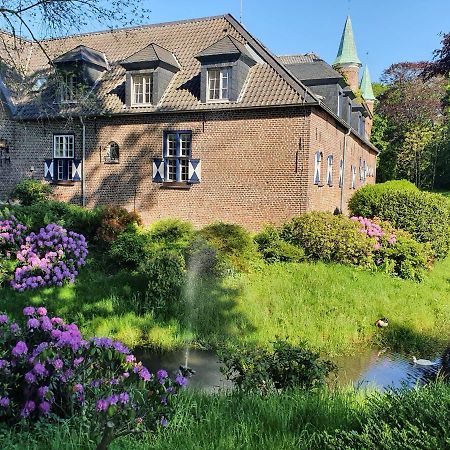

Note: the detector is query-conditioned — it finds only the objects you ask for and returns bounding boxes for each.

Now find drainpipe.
[79,116,86,207]
[339,127,351,213]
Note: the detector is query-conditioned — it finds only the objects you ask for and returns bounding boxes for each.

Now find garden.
[2,179,450,449]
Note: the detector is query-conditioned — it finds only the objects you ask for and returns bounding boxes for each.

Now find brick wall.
[307,106,377,214]
[0,99,18,197]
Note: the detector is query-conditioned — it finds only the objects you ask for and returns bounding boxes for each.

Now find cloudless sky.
[92,1,450,81]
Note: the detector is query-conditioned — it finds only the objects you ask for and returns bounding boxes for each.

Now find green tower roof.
[360,66,376,101]
[333,16,361,66]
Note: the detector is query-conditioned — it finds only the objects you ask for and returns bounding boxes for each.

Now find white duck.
[412,356,435,366]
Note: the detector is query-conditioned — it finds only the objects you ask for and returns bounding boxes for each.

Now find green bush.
[282,212,375,267]
[185,236,226,276]
[349,182,450,259]
[139,251,185,318]
[10,180,52,205]
[148,218,194,252]
[254,226,305,263]
[109,229,151,270]
[219,339,336,394]
[200,222,259,272]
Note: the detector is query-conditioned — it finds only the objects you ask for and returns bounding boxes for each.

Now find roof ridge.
[37,14,227,44]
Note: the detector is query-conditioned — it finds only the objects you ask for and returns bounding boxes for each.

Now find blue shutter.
[44,159,54,181]
[72,159,82,181]
[188,159,201,184]
[152,158,164,183]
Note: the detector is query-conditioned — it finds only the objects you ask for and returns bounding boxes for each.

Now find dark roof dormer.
[120,43,180,108]
[53,45,109,71]
[195,35,256,103]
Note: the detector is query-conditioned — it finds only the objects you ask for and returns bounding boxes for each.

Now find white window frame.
[339,159,344,188]
[207,67,231,101]
[326,155,333,186]
[131,73,153,106]
[61,73,79,103]
[53,134,74,181]
[164,131,192,183]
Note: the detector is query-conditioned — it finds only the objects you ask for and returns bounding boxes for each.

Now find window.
[61,73,79,103]
[53,134,74,181]
[326,155,333,186]
[132,73,153,105]
[104,141,120,163]
[339,159,344,188]
[314,151,323,185]
[351,165,356,189]
[207,68,231,101]
[337,91,344,117]
[164,131,192,182]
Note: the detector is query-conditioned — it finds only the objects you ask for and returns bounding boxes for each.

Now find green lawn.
[1,255,450,356]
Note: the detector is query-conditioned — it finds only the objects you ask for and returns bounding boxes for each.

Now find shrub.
[282,212,375,267]
[96,206,142,245]
[200,222,258,272]
[139,251,185,318]
[109,229,151,270]
[185,236,225,276]
[349,182,450,259]
[219,339,336,394]
[0,215,28,256]
[0,307,186,449]
[10,180,52,206]
[11,223,88,291]
[254,226,305,263]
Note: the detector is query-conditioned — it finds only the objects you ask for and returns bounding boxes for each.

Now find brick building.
[0,14,378,229]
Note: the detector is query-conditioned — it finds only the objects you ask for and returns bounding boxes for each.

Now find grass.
[1,256,450,356]
[3,383,450,449]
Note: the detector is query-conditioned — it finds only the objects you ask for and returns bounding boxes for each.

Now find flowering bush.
[351,216,396,251]
[0,215,28,256]
[11,224,88,291]
[0,307,187,449]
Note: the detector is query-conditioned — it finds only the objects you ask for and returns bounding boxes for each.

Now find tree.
[423,33,450,79]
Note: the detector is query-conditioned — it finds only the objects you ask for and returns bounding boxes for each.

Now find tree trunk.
[96,422,115,450]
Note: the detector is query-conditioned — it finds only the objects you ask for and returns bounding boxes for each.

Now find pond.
[135,347,443,392]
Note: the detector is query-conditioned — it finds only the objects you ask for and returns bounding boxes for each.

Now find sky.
[95,0,449,82]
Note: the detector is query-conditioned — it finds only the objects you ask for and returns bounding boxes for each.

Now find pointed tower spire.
[334,16,361,66]
[360,66,375,101]
[333,16,361,93]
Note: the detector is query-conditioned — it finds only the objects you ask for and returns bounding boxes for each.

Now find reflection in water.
[136,348,441,393]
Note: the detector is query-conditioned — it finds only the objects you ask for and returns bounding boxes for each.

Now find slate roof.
[53,45,109,69]
[0,14,317,119]
[279,55,343,82]
[195,35,253,60]
[121,43,180,69]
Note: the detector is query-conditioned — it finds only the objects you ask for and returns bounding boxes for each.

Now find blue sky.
[84,0,450,82]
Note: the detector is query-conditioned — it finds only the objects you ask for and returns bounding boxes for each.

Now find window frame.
[60,72,79,103]
[131,72,153,106]
[326,155,334,187]
[53,134,75,181]
[207,67,231,102]
[313,151,323,186]
[163,131,192,183]
[104,141,120,164]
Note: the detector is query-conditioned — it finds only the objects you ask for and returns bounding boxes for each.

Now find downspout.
[79,116,86,207]
[339,127,351,213]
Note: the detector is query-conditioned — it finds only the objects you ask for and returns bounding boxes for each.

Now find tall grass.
[1,256,450,356]
[3,384,450,449]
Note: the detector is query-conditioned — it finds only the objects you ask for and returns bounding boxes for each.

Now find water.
[135,347,442,392]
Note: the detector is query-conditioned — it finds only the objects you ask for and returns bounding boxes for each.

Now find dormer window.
[132,73,153,105]
[61,72,79,103]
[207,67,231,101]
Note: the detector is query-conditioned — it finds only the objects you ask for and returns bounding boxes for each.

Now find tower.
[360,65,376,137]
[333,16,361,93]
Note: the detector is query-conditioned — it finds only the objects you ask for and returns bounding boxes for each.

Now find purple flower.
[27,318,40,329]
[23,306,35,316]
[38,386,49,398]
[37,307,47,316]
[73,383,84,393]
[160,416,168,427]
[0,314,8,324]
[139,367,152,381]
[25,371,36,384]
[21,400,35,417]
[125,355,135,363]
[12,341,28,357]
[119,392,130,404]
[157,369,168,380]
[52,359,63,370]
[39,401,51,415]
[33,363,47,377]
[10,323,20,333]
[0,359,8,369]
[73,357,84,366]
[175,375,188,387]
[0,397,10,408]
[96,399,109,412]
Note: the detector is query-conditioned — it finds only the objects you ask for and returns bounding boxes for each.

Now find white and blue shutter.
[339,159,344,188]
[351,165,356,189]
[314,151,322,185]
[152,158,164,183]
[72,159,82,181]
[188,159,201,184]
[44,159,54,181]
[326,155,333,186]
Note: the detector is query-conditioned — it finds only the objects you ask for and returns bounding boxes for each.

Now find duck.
[375,318,389,328]
[412,356,435,366]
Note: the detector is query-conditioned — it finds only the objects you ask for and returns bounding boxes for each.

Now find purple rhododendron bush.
[0,307,187,450]
[0,216,87,291]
